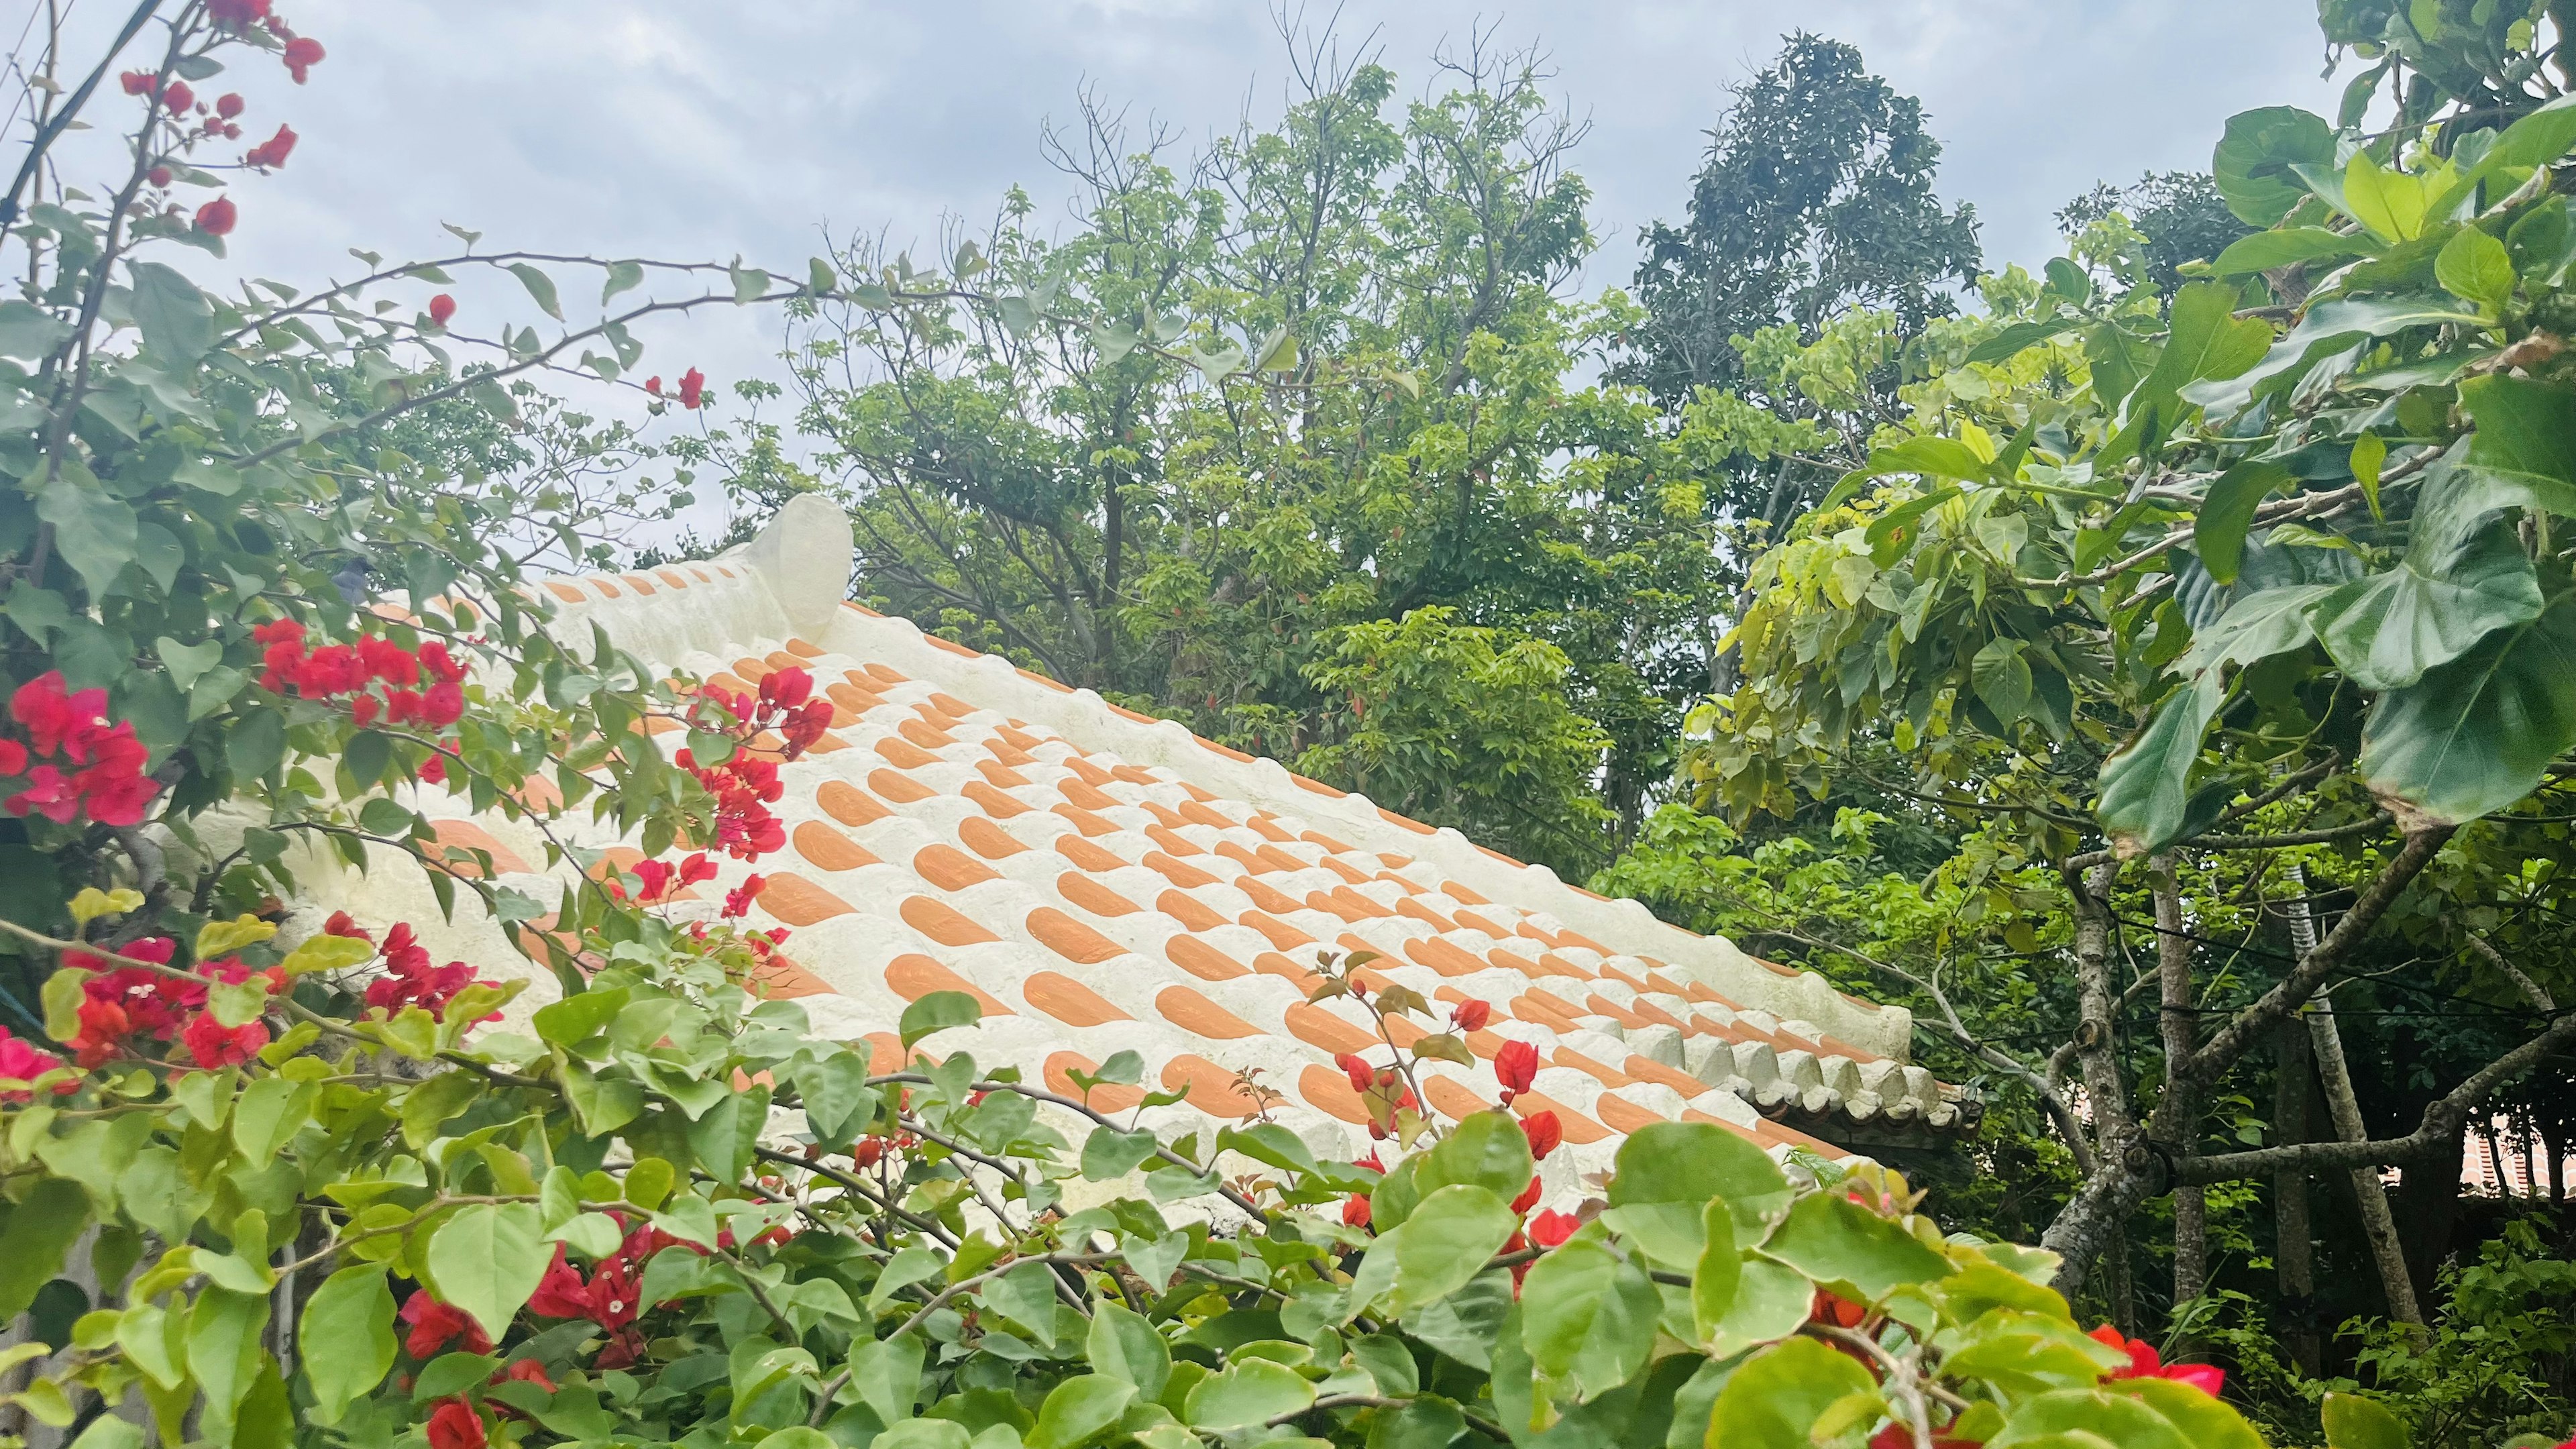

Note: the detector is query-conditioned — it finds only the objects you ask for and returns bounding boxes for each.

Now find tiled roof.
[352,499,1972,1195]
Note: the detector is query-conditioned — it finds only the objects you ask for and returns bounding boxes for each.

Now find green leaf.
[533,985,630,1045]
[1517,1239,1660,1401]
[875,1424,969,1449]
[508,263,564,319]
[129,261,216,363]
[1413,1109,1533,1201]
[2186,297,2488,420]
[2129,282,2272,435]
[2461,375,2576,511]
[900,989,983,1047]
[231,1076,315,1159]
[1183,1360,1313,1430]
[0,1180,91,1320]
[602,261,645,304]
[1081,1124,1161,1181]
[2212,106,2334,225]
[0,299,74,360]
[1971,638,2033,729]
[1707,1336,1874,1449]
[1963,319,2073,365]
[849,1334,924,1428]
[2320,1392,2410,1449]
[1085,1301,1171,1399]
[2334,150,2428,242]
[35,481,138,600]
[1864,435,1990,484]
[186,1287,268,1420]
[2436,225,2515,311]
[2358,598,2576,826]
[424,1203,551,1342]
[1756,1193,1950,1301]
[2097,672,2226,855]
[1028,1375,1135,1449]
[2314,462,2543,690]
[1389,1185,1518,1313]
[299,1265,395,1425]
[2178,584,2335,675]
[154,636,223,692]
[1607,1122,1792,1241]
[2352,431,2387,520]
[731,262,770,305]
[1689,1199,1740,1343]
[795,1049,880,1148]
[2193,460,2293,586]
[2211,227,2373,276]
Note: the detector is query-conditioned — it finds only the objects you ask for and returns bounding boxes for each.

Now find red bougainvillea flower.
[398,1292,491,1359]
[244,123,297,168]
[120,71,156,95]
[1493,1038,1539,1100]
[208,0,272,23]
[1509,1175,1542,1214]
[492,1359,555,1393]
[1336,1052,1374,1094]
[425,1399,486,1449]
[419,754,447,785]
[0,1027,76,1104]
[0,739,25,776]
[644,376,662,396]
[678,367,706,409]
[1811,1289,1868,1328]
[282,36,325,83]
[195,196,237,235]
[428,292,457,327]
[721,874,767,919]
[2088,1325,2224,1397]
[1450,998,1491,1032]
[1868,1421,1982,1449]
[180,1012,269,1069]
[162,81,193,113]
[216,92,245,118]
[1519,1110,1562,1160]
[1527,1208,1579,1248]
[1341,1193,1372,1228]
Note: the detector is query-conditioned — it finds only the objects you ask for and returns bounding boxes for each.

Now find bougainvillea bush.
[0,7,2453,1449]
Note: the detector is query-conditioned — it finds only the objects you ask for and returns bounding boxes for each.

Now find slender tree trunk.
[2273,1014,2320,1375]
[2282,865,2424,1327]
[2043,863,2156,1298]
[2153,859,2208,1314]
[2306,991,2426,1326]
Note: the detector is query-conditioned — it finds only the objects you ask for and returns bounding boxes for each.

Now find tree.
[2057,171,2256,295]
[1617,33,1982,410]
[1686,9,2576,1356]
[756,24,1798,868]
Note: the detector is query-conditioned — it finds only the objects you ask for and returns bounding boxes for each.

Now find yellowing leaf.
[278,933,376,976]
[69,888,144,926]
[197,914,278,959]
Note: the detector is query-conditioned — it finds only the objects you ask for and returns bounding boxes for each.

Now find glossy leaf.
[1707,1336,1875,1449]
[1389,1185,1518,1313]
[2358,599,2576,826]
[423,1203,551,1342]
[2096,672,2225,855]
[297,1266,395,1425]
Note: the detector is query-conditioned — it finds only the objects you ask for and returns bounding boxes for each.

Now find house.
[329,497,1974,1199]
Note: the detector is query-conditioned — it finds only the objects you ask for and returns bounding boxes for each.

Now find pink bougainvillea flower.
[195,197,237,235]
[282,36,325,83]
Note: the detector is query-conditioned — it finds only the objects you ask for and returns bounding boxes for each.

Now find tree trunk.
[2273,1014,2320,1375]
[2308,991,2426,1326]
[2043,862,2155,1299]
[2282,865,2424,1328]
[2153,859,2208,1315]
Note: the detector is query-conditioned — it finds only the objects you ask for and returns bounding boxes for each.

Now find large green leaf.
[34,480,138,600]
[2212,107,2334,225]
[129,261,217,363]
[1085,1302,1171,1399]
[1026,1375,1135,1449]
[424,1203,551,1341]
[1606,1122,1791,1240]
[2177,584,2335,674]
[2359,598,2576,825]
[1517,1240,1660,1401]
[298,1265,396,1425]
[1389,1185,1517,1313]
[1756,1193,1950,1300]
[2318,1391,2410,1449]
[2461,374,2576,513]
[1413,1108,1533,1201]
[2312,496,2540,692]
[1183,1360,1313,1430]
[2185,297,2487,419]
[1705,1258,1814,1358]
[2120,282,2273,447]
[1689,1199,1740,1342]
[1705,1336,1874,1449]
[2096,673,2225,855]
[0,1179,91,1320]
[2193,460,2294,585]
[2212,227,2373,276]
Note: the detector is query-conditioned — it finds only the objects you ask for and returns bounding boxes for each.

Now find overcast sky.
[22,0,2348,502]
